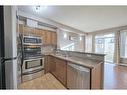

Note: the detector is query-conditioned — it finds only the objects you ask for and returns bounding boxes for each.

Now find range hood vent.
[38,22,57,30]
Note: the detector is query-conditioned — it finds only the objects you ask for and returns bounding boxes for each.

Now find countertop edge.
[48,54,103,69]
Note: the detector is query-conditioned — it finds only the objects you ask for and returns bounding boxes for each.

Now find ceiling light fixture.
[34,5,47,12]
[35,5,41,11]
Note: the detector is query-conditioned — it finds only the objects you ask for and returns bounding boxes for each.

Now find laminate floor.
[19,63,127,89]
[104,63,127,89]
[19,73,66,89]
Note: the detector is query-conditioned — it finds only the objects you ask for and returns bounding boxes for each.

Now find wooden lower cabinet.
[44,56,51,74]
[91,63,103,89]
[44,55,103,89]
[50,57,56,76]
[44,55,56,74]
[54,58,67,86]
[45,56,67,86]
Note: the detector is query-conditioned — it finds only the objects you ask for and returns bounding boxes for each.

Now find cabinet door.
[55,58,67,86]
[49,56,56,76]
[51,32,57,45]
[23,26,34,35]
[44,56,50,74]
[18,24,23,33]
[45,31,52,44]
[40,30,46,44]
[34,28,41,36]
[91,63,102,89]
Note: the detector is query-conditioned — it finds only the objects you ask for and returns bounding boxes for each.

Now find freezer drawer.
[67,62,90,89]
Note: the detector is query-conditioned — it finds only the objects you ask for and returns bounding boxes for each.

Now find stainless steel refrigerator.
[0,6,20,89]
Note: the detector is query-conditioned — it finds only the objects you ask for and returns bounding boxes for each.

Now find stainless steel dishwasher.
[67,62,90,89]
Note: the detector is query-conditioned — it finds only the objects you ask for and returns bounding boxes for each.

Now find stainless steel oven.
[23,36,42,59]
[23,45,42,59]
[22,58,44,82]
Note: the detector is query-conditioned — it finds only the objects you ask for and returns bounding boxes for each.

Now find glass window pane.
[95,33,115,62]
[120,31,127,58]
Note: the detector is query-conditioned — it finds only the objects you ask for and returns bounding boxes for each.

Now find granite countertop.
[49,54,103,69]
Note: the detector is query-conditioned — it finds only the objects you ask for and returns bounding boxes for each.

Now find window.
[61,43,75,51]
[120,31,127,58]
[95,33,115,62]
[95,38,104,53]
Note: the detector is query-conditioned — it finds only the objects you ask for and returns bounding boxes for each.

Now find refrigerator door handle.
[3,57,17,62]
[1,58,5,64]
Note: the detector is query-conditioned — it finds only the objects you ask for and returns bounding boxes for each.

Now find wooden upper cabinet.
[40,30,47,44]
[18,25,57,45]
[23,26,35,35]
[51,32,57,45]
[18,24,23,33]
[45,30,52,44]
[34,28,40,36]
[45,31,57,45]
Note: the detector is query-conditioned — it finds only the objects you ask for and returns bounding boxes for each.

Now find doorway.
[95,33,115,63]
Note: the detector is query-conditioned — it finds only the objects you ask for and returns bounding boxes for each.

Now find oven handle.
[22,68,44,75]
[24,58,44,62]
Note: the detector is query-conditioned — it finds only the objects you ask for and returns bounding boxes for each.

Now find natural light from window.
[120,31,127,58]
[95,33,115,63]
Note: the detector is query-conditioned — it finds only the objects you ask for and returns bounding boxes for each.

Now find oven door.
[23,45,42,59]
[22,58,44,74]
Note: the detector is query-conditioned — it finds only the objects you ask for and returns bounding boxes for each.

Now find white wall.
[18,10,85,35]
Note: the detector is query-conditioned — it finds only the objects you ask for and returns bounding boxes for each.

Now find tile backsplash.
[42,45,56,54]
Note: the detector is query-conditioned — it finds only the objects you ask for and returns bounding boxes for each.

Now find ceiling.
[18,6,127,33]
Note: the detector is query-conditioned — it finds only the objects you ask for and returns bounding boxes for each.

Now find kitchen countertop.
[49,54,103,69]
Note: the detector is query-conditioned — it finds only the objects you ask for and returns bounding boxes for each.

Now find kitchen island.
[44,50,105,89]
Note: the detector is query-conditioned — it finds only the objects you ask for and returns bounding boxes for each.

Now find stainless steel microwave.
[22,36,42,59]
[23,36,42,44]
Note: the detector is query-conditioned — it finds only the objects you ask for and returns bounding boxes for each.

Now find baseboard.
[119,63,127,67]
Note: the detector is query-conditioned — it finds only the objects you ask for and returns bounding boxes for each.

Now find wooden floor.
[104,63,127,89]
[19,73,66,89]
[19,63,127,89]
